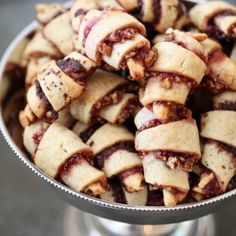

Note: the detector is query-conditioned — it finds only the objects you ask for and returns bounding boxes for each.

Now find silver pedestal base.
[63,206,215,236]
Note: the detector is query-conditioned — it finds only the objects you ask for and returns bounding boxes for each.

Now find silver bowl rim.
[1,16,236,213]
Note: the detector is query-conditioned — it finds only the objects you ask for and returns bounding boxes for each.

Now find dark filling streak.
[142,150,198,171]
[90,83,133,116]
[204,139,236,157]
[33,129,46,147]
[57,150,94,179]
[152,0,161,25]
[147,189,164,206]
[146,72,198,90]
[206,11,236,41]
[175,2,184,22]
[80,120,106,142]
[35,80,58,120]
[94,141,135,169]
[74,9,87,17]
[214,101,236,111]
[118,166,143,182]
[56,58,86,85]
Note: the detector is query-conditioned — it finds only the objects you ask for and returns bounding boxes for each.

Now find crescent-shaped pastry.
[134,30,207,206]
[26,51,96,121]
[70,70,133,124]
[77,9,157,81]
[86,123,144,192]
[201,38,236,93]
[22,31,62,66]
[190,1,236,40]
[192,92,236,200]
[24,122,107,195]
[44,11,74,55]
[36,3,66,25]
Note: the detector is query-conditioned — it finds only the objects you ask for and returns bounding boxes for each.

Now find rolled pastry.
[139,0,188,33]
[22,31,62,66]
[26,51,96,121]
[190,1,236,40]
[135,29,207,206]
[44,11,74,55]
[24,122,107,195]
[100,179,148,206]
[86,123,144,192]
[193,92,236,200]
[36,3,66,25]
[70,70,133,124]
[201,38,236,92]
[78,8,157,81]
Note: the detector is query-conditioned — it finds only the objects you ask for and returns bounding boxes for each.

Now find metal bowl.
[0,1,236,225]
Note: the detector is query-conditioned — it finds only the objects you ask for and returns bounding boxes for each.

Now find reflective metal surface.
[0,0,236,227]
[63,206,215,236]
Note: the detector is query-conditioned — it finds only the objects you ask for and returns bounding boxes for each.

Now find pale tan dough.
[70,0,98,33]
[100,187,116,203]
[141,0,155,23]
[213,91,236,105]
[23,121,49,155]
[123,185,148,206]
[214,15,236,36]
[70,70,129,124]
[35,122,92,178]
[99,93,137,124]
[87,123,134,155]
[36,3,65,25]
[143,154,189,206]
[98,0,123,10]
[37,60,84,112]
[201,142,235,191]
[19,104,37,127]
[44,11,74,55]
[104,150,142,178]
[189,1,236,31]
[201,38,221,55]
[25,56,51,87]
[231,42,236,61]
[61,158,106,194]
[152,34,165,45]
[201,110,236,148]
[72,121,90,137]
[22,31,62,65]
[117,0,139,11]
[56,108,74,128]
[8,37,29,66]
[27,84,47,119]
[122,171,144,192]
[102,34,150,70]
[79,9,146,61]
[151,42,207,84]
[134,107,157,129]
[139,76,190,106]
[136,119,201,157]
[154,0,179,32]
[208,52,236,91]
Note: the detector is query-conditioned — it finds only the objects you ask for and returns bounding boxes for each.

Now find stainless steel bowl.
[0,1,235,226]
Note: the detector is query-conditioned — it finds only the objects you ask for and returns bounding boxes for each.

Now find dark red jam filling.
[58,150,94,178]
[206,11,236,40]
[137,102,191,133]
[74,9,87,17]
[118,167,143,181]
[80,121,105,142]
[83,15,103,46]
[116,96,140,124]
[208,49,225,64]
[90,83,132,116]
[141,150,198,171]
[147,72,198,90]
[33,129,46,146]
[56,58,86,85]
[94,141,136,169]
[214,101,236,111]
[35,80,58,120]
[201,75,226,94]
[152,0,161,25]
[100,27,140,56]
[226,176,236,191]
[205,139,236,157]
[147,189,164,206]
